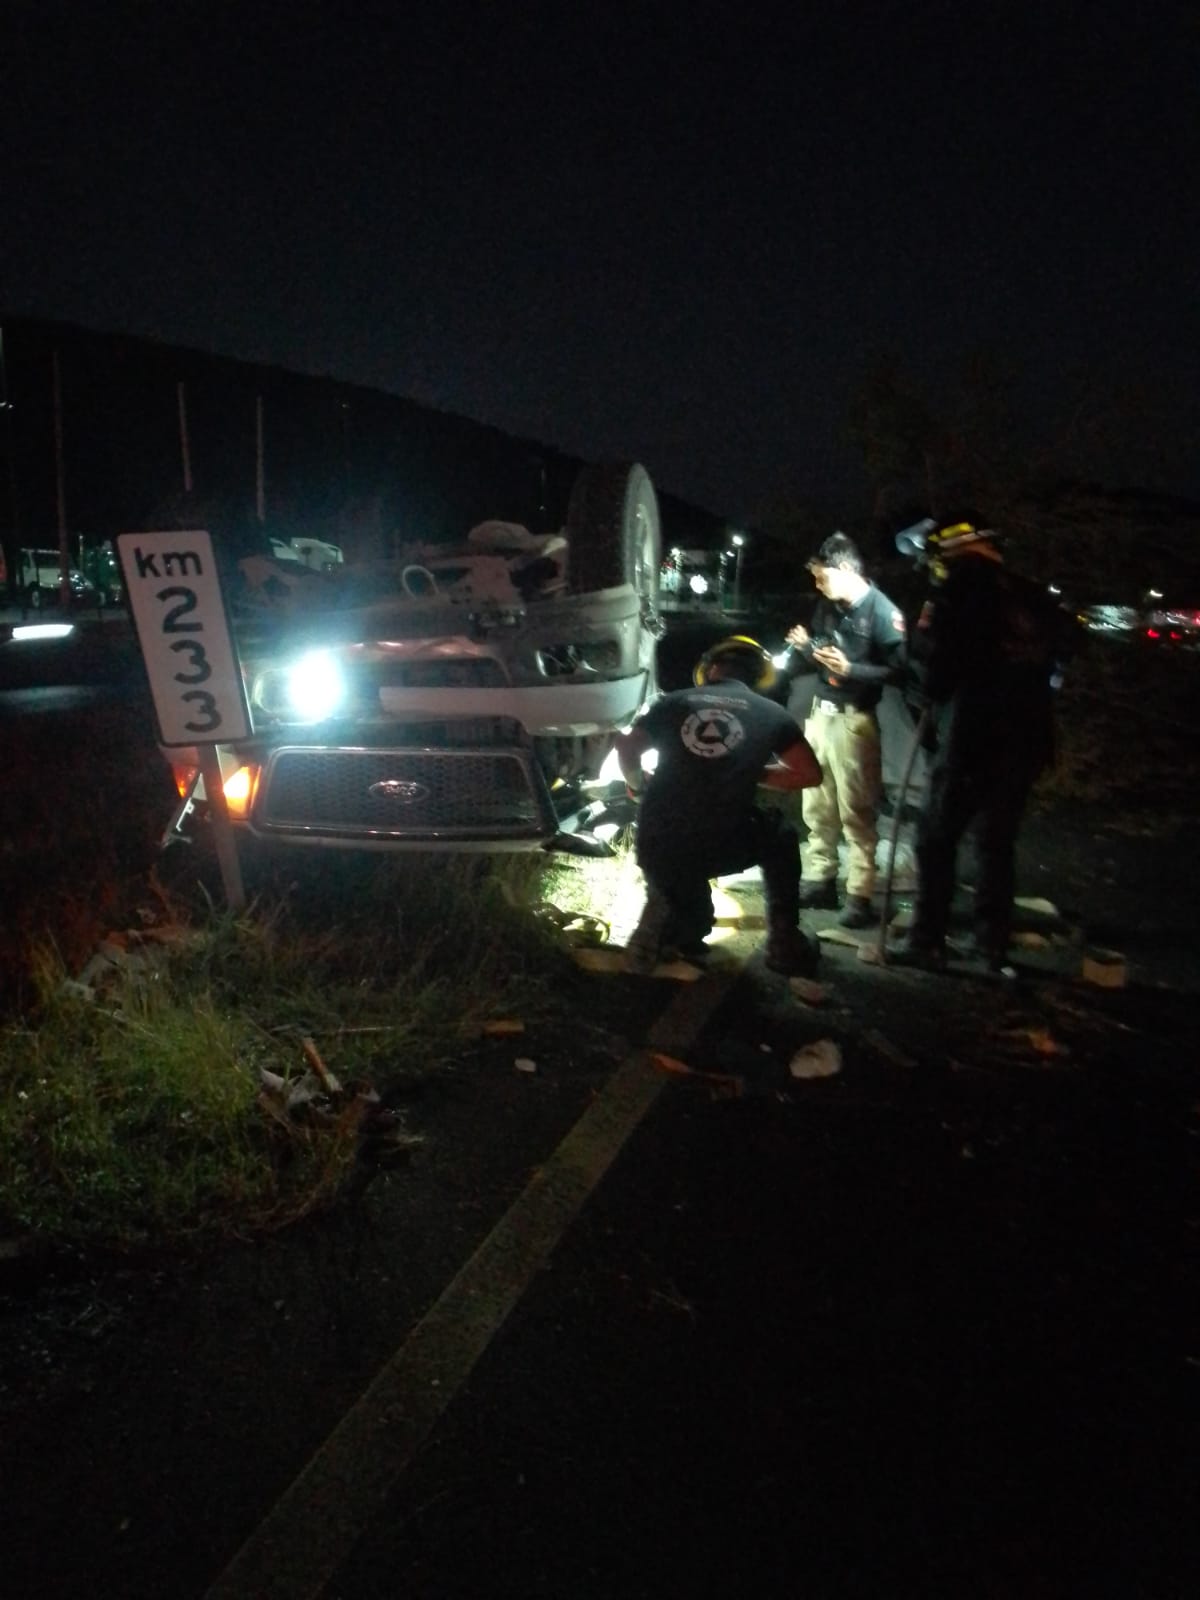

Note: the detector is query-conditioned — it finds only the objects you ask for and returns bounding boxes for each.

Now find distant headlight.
[285,650,346,721]
[13,623,75,641]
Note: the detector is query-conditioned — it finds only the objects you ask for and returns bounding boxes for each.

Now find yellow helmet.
[896,513,999,583]
[693,635,777,691]
[930,519,997,555]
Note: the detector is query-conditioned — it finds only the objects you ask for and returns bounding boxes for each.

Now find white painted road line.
[204,964,741,1600]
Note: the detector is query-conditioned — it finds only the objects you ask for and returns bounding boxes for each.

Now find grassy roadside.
[0,847,594,1255]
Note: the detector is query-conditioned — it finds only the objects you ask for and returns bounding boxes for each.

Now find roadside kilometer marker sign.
[117,529,248,910]
[116,530,251,747]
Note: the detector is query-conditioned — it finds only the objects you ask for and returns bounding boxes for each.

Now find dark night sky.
[2,0,1197,518]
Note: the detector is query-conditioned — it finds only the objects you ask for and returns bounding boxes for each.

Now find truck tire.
[566,461,661,598]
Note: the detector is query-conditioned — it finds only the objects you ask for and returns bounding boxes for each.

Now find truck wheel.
[566,461,661,598]
[27,585,43,610]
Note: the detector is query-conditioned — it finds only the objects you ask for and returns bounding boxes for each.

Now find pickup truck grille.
[253,743,552,841]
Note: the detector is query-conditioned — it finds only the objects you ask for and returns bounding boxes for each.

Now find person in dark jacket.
[616,636,823,976]
[783,532,907,928]
[892,516,1070,972]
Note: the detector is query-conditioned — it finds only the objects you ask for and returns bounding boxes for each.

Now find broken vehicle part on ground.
[162,461,662,858]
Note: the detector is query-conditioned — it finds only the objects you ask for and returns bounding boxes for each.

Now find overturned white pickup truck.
[164,461,662,856]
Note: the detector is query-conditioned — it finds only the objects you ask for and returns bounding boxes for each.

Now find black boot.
[888,931,948,972]
[625,886,670,974]
[965,928,1016,976]
[764,916,820,976]
[838,894,875,930]
[798,879,838,911]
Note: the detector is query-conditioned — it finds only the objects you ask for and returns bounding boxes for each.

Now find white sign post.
[117,530,250,910]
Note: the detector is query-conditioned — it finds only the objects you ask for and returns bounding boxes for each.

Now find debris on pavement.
[57,978,101,1004]
[788,1039,843,1079]
[572,947,706,980]
[300,1035,341,1094]
[514,1058,538,1074]
[256,1036,422,1159]
[1014,895,1061,917]
[649,1051,746,1097]
[532,903,610,947]
[64,924,216,1008]
[78,924,208,975]
[1080,947,1127,988]
[482,1019,525,1037]
[860,1028,917,1070]
[992,1024,1071,1061]
[788,975,830,1005]
[259,1066,325,1113]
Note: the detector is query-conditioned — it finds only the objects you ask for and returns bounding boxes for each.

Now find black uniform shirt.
[911,552,1063,771]
[633,680,804,864]
[792,583,907,710]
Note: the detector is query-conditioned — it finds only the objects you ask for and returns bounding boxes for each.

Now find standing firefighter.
[617,636,823,976]
[892,515,1070,972]
[784,532,908,928]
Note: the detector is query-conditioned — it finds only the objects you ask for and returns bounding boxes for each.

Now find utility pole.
[730,530,746,612]
[52,349,70,597]
[256,394,265,523]
[0,325,18,598]
[177,380,193,494]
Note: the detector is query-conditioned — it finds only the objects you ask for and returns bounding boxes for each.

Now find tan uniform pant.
[801,706,882,899]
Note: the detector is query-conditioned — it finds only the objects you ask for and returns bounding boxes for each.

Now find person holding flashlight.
[784,532,907,928]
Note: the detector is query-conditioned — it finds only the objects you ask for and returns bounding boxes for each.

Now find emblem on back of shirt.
[681,709,745,758]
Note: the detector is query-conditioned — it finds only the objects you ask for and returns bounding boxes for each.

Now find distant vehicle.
[1143,606,1200,649]
[80,540,125,606]
[162,461,662,857]
[1078,601,1200,650]
[18,548,99,609]
[268,535,344,572]
[659,547,721,607]
[1077,603,1140,636]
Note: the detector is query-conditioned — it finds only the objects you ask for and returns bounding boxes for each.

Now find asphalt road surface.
[0,610,146,706]
[2,899,1196,1599]
[2,608,1196,1598]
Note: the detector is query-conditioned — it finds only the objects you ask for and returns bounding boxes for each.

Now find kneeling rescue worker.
[616,635,823,976]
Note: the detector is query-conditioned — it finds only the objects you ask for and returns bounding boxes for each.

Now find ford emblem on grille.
[368,779,430,804]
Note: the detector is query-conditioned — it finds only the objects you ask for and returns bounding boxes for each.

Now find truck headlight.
[285,650,346,721]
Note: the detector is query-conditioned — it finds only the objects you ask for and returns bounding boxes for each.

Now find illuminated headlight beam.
[285,650,346,721]
[13,623,75,641]
[591,743,658,788]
